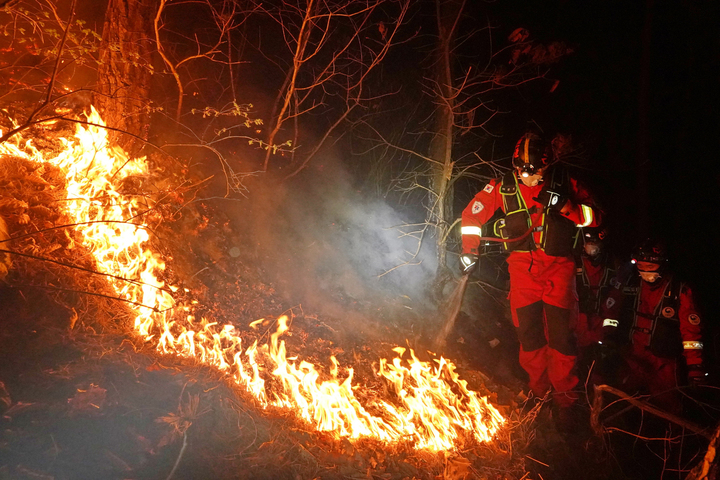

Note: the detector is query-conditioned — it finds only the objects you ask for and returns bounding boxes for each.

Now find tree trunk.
[94,0,157,156]
[428,0,464,289]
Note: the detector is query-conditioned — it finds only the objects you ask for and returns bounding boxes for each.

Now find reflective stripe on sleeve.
[603,319,619,328]
[683,341,704,350]
[576,204,594,227]
[461,226,482,236]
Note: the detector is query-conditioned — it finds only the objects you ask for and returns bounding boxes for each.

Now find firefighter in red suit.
[574,228,615,373]
[459,132,601,412]
[601,238,706,413]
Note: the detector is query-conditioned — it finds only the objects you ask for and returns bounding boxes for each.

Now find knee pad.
[515,301,547,351]
[544,303,578,356]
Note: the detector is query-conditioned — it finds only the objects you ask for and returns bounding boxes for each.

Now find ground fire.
[0,108,505,453]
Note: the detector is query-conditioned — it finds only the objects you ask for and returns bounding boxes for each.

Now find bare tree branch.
[591,384,713,440]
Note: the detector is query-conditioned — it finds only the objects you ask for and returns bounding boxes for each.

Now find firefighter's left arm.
[679,284,704,368]
[560,178,602,228]
[460,178,502,255]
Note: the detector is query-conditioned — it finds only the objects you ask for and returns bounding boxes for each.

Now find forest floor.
[2,255,715,480]
[0,280,591,480]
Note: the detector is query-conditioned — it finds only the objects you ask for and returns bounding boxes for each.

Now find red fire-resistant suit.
[601,271,703,413]
[461,170,600,406]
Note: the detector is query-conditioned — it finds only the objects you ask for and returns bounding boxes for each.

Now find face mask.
[584,244,601,257]
[639,271,661,283]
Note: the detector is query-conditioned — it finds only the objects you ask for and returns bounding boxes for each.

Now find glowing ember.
[0,109,505,451]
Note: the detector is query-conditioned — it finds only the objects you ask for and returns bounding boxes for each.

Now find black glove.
[534,188,567,212]
[459,253,479,275]
[688,365,709,387]
[600,318,620,343]
[597,338,622,361]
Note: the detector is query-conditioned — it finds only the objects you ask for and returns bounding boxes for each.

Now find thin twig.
[20,0,76,128]
[0,248,174,295]
[7,283,162,311]
[165,431,188,480]
[525,455,549,467]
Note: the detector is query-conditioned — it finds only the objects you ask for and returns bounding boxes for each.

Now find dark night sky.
[485,1,720,311]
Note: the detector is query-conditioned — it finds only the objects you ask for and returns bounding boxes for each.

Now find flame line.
[0,107,507,451]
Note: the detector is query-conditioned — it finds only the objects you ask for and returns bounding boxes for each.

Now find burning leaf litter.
[0,109,505,451]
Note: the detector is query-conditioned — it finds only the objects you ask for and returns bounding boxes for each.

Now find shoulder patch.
[483,183,494,194]
[661,306,675,318]
[605,297,616,309]
[688,314,701,325]
[471,201,484,214]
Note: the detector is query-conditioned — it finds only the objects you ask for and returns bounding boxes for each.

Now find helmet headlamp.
[518,164,537,177]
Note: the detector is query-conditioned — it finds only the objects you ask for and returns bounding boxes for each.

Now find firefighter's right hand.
[459,253,479,275]
[597,338,620,359]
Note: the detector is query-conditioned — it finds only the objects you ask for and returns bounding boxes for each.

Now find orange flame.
[0,109,505,451]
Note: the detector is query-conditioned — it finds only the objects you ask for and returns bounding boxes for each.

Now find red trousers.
[507,250,579,407]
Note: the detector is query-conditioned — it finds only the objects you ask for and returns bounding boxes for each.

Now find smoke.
[235,152,439,329]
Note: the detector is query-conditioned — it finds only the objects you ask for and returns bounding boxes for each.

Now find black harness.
[495,169,578,256]
[620,274,684,358]
[576,257,614,315]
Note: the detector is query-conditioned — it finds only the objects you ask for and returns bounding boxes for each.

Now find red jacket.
[601,272,703,366]
[461,171,600,256]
